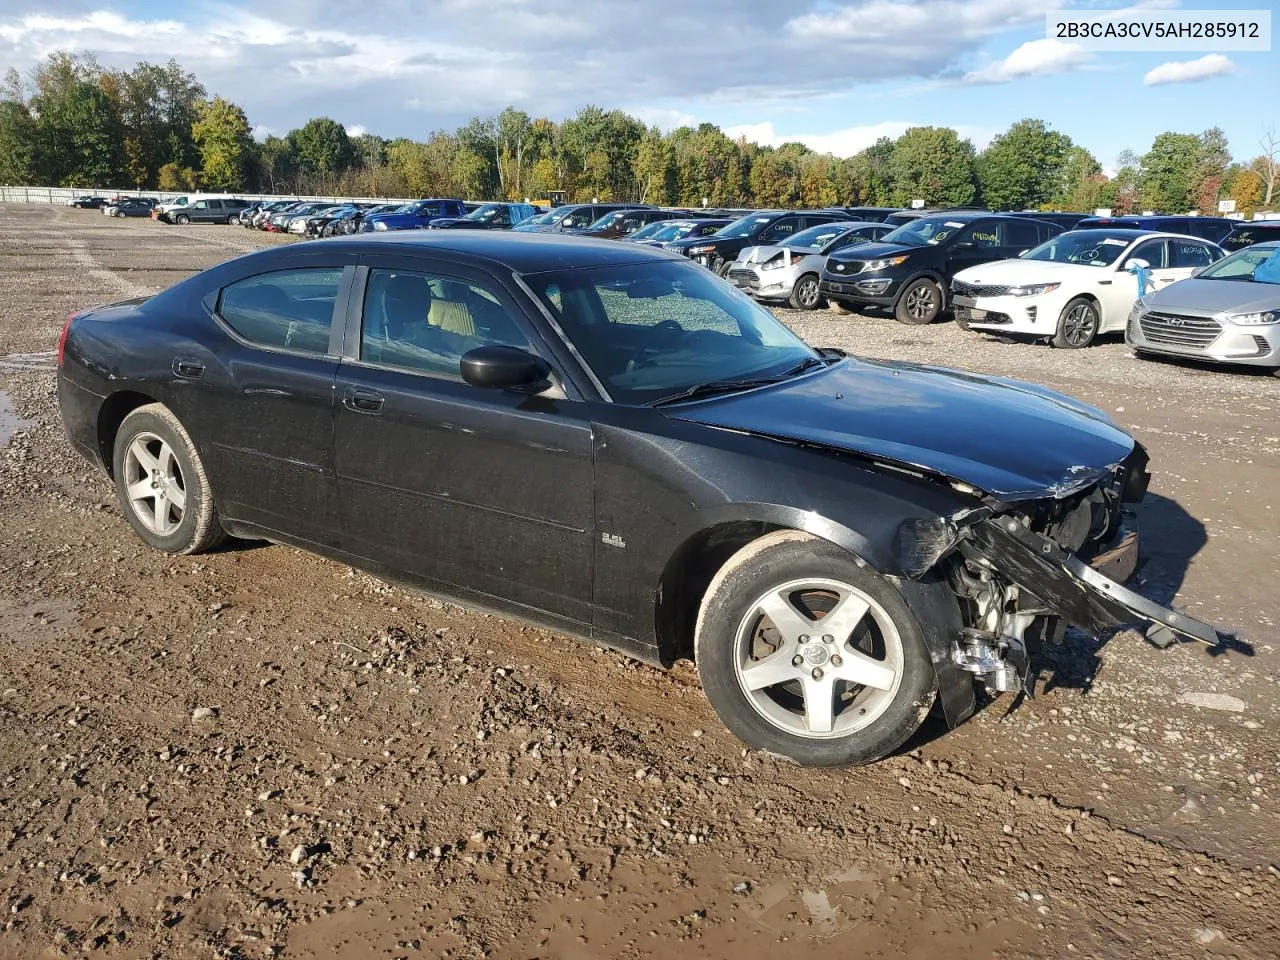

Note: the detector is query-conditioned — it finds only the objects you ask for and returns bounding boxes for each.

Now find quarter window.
[218,268,343,354]
[360,269,533,380]
[1001,219,1041,249]
[955,223,1000,248]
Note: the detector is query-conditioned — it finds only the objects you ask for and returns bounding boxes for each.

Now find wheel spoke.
[167,482,186,512]
[815,590,870,643]
[756,590,814,644]
[800,675,835,733]
[157,443,176,479]
[129,439,160,474]
[153,497,169,533]
[740,648,797,691]
[832,646,897,691]
[126,478,153,503]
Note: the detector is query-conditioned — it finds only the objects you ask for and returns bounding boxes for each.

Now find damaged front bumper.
[965,513,1225,649]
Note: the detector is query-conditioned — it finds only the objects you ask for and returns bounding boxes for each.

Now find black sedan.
[56,233,1222,766]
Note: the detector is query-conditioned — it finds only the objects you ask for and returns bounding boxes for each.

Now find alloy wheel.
[905,284,935,320]
[1063,303,1098,346]
[797,277,820,308]
[733,578,904,738]
[123,432,187,536]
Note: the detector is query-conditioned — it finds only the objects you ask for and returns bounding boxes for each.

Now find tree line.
[1,52,1276,217]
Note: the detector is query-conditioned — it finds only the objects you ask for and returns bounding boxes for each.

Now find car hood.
[366,214,421,228]
[737,244,821,264]
[1142,277,1280,314]
[670,358,1135,500]
[826,240,921,266]
[953,259,1103,284]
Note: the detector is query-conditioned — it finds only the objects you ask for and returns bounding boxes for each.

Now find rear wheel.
[894,278,942,325]
[226,214,237,225]
[695,532,936,766]
[789,274,823,310]
[112,404,225,555]
[1052,296,1099,348]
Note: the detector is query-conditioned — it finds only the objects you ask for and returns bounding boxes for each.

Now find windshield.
[716,214,778,240]
[464,203,505,222]
[523,210,558,226]
[1022,230,1135,267]
[628,220,673,241]
[523,260,818,405]
[587,211,625,230]
[1195,245,1280,283]
[781,224,851,250]
[881,217,963,247]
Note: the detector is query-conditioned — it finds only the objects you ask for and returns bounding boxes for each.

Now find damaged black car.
[55,233,1225,766]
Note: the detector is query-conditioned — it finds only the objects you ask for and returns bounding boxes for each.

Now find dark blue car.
[361,198,469,233]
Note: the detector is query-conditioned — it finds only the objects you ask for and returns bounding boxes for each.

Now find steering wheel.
[626,319,686,373]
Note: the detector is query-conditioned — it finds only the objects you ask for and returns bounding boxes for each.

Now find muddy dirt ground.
[0,204,1276,959]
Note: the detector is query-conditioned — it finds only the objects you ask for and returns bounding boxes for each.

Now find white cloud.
[1143,54,1236,87]
[345,124,369,137]
[723,120,998,157]
[963,39,1090,84]
[787,0,1053,42]
[250,125,276,142]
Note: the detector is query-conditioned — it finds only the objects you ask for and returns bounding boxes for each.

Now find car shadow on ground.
[892,491,1224,756]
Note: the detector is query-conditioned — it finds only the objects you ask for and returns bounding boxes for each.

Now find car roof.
[279,230,688,273]
[1240,239,1280,248]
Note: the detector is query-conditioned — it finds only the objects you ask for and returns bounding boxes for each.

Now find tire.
[894,278,943,325]
[953,310,971,331]
[175,214,190,225]
[1052,296,1099,348]
[788,274,823,310]
[714,258,733,278]
[111,403,226,555]
[694,531,936,767]
[226,215,238,225]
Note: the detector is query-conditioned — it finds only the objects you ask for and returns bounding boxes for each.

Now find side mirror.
[1124,258,1150,273]
[952,241,974,251]
[460,345,551,392]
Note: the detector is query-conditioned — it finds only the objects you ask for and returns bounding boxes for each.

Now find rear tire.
[1052,296,1099,348]
[894,278,942,325]
[112,404,226,555]
[226,215,238,225]
[694,532,936,767]
[789,274,823,310]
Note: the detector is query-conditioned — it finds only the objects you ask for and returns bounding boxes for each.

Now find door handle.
[172,357,205,379]
[343,387,384,413]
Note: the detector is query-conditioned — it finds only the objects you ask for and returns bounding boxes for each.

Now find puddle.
[0,350,55,373]
[0,390,33,447]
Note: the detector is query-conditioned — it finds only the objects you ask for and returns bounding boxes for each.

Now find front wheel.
[894,278,942,325]
[695,532,936,766]
[789,274,823,310]
[174,213,190,225]
[112,404,226,554]
[1052,296,1099,348]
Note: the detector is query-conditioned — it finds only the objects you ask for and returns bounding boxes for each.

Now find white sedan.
[951,229,1224,348]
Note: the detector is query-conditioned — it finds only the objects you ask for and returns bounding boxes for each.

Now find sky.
[0,0,1276,170]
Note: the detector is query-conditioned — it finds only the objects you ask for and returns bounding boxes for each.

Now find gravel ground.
[0,205,1277,959]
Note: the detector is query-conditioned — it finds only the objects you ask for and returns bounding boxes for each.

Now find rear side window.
[218,268,343,354]
[1168,240,1217,268]
[1001,219,1042,248]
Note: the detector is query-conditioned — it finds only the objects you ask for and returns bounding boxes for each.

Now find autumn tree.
[192,96,252,189]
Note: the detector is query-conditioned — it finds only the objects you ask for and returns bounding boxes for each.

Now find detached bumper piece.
[966,516,1226,648]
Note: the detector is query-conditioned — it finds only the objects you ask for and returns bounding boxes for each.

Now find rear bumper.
[57,373,105,472]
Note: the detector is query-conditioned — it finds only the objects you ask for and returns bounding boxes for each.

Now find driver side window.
[360,268,532,380]
[1128,239,1168,269]
[955,223,1000,248]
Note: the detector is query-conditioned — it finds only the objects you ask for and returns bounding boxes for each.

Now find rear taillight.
[57,312,75,367]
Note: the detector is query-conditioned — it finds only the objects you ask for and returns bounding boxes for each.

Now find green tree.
[1139,131,1201,212]
[288,117,353,180]
[157,161,198,191]
[192,96,252,189]
[977,118,1073,211]
[496,106,533,198]
[1192,126,1231,213]
[888,127,977,207]
[351,133,387,170]
[0,70,37,184]
[1053,145,1102,209]
[633,127,673,204]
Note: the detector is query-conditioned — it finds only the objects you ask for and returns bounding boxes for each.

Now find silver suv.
[1127,240,1280,376]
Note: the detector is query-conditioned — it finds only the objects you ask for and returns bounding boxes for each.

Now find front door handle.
[344,387,385,414]
[172,357,205,379]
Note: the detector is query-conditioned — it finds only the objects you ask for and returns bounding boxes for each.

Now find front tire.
[894,278,942,325]
[789,274,823,310]
[112,404,226,555]
[1052,296,1099,348]
[174,213,190,225]
[694,532,936,766]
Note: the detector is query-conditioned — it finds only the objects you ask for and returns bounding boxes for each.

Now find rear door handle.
[172,357,205,379]
[343,387,385,414]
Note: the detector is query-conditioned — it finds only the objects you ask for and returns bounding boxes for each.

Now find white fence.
[0,185,418,205]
